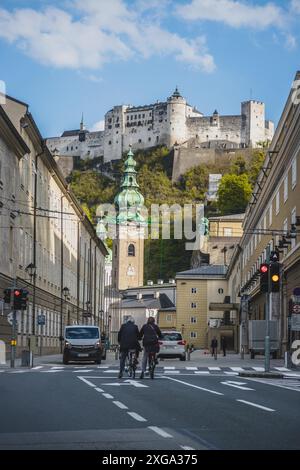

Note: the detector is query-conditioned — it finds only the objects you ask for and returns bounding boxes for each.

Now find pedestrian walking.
[221,336,227,357]
[211,336,218,360]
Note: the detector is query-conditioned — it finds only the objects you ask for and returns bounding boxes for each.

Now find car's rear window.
[161,332,182,341]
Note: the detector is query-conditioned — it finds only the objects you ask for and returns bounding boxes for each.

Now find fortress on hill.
[46,88,274,170]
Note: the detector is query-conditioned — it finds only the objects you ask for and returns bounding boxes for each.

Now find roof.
[120,293,175,310]
[176,265,228,278]
[61,130,81,137]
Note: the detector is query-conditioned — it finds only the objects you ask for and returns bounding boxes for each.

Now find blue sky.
[0,0,299,137]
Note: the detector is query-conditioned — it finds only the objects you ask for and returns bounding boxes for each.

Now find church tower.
[112,148,145,290]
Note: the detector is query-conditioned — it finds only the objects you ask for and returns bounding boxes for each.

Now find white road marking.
[95,387,104,392]
[181,446,195,450]
[127,412,147,422]
[78,377,96,387]
[194,371,210,374]
[98,366,108,369]
[247,378,300,393]
[10,370,27,373]
[274,367,291,372]
[148,426,173,438]
[104,370,119,373]
[113,401,128,410]
[164,370,180,374]
[163,367,176,370]
[230,367,245,372]
[0,370,5,373]
[51,366,65,369]
[221,381,255,391]
[41,370,64,373]
[102,393,114,399]
[186,367,198,370]
[224,372,239,376]
[208,367,221,371]
[164,376,224,395]
[252,367,265,372]
[102,380,148,388]
[237,400,275,412]
[32,366,43,370]
[72,369,93,373]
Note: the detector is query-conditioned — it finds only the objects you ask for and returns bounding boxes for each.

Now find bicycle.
[126,349,138,379]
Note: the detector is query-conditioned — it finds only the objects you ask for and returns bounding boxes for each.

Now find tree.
[247,149,265,186]
[217,174,252,215]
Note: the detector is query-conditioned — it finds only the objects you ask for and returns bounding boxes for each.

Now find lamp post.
[99,309,104,332]
[26,263,37,352]
[85,301,91,325]
[61,286,70,352]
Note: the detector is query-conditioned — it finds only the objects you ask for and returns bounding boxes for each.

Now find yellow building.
[176,265,235,349]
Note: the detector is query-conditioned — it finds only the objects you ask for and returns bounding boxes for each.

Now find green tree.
[217,174,252,215]
[247,149,265,186]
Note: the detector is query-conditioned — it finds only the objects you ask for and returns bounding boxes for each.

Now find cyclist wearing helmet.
[117,316,141,379]
[139,316,162,379]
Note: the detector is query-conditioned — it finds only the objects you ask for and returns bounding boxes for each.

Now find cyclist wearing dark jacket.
[117,317,140,378]
[139,316,162,379]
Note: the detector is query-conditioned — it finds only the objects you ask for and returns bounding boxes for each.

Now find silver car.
[158,331,186,361]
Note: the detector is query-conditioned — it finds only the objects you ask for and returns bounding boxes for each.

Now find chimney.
[157,279,164,285]
[147,280,154,286]
[168,279,175,284]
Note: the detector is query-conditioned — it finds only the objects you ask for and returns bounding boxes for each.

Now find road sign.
[291,314,300,331]
[38,315,46,326]
[292,304,300,314]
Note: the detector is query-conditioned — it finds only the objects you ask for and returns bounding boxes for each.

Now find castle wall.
[186,115,245,147]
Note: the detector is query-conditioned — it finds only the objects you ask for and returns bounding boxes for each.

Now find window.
[223,228,232,236]
[166,314,173,322]
[292,158,297,189]
[191,287,197,294]
[191,302,197,309]
[190,332,197,339]
[128,244,135,257]
[284,176,288,203]
[269,203,273,226]
[276,191,280,215]
[190,317,197,324]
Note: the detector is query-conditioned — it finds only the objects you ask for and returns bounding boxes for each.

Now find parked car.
[63,325,103,364]
[157,331,186,361]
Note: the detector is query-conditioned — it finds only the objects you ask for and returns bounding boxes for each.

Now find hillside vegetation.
[69,146,265,280]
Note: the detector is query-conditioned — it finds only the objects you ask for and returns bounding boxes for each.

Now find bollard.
[187,349,191,361]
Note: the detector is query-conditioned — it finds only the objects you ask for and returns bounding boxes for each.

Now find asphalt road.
[0,361,300,450]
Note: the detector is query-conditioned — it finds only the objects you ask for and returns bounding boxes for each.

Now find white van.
[63,325,103,364]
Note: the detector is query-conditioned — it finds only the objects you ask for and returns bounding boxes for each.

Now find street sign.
[291,314,300,331]
[37,315,46,326]
[292,304,300,314]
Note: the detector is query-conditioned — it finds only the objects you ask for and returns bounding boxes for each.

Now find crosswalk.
[1,365,299,376]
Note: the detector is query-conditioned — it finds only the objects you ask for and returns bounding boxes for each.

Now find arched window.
[128,244,135,257]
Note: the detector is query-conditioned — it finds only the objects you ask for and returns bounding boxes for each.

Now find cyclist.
[139,316,162,379]
[117,316,141,379]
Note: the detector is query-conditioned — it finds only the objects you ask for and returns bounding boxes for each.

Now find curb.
[239,372,284,379]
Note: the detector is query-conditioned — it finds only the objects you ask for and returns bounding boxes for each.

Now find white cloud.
[177,0,286,30]
[91,120,105,132]
[0,0,215,73]
[285,33,297,50]
[291,0,300,14]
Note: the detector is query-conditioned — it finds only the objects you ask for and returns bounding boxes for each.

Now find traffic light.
[270,262,280,293]
[13,289,29,310]
[260,263,269,293]
[4,288,11,304]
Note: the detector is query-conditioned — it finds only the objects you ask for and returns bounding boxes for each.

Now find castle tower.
[112,148,145,290]
[241,100,266,147]
[167,87,187,147]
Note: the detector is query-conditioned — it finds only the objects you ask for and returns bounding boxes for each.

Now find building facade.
[46,88,274,164]
[0,95,108,358]
[237,72,300,356]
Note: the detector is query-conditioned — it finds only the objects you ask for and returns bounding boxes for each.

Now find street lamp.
[99,309,104,331]
[26,263,37,351]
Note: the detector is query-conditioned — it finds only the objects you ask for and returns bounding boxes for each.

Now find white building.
[46,88,274,164]
[0,95,108,358]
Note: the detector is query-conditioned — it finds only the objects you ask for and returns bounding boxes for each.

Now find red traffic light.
[14,290,21,297]
[260,264,268,274]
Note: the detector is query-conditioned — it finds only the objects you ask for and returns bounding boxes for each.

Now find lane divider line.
[236,399,275,412]
[127,412,147,422]
[113,401,128,410]
[163,376,224,395]
[95,387,104,392]
[180,445,195,450]
[102,393,114,399]
[148,426,173,438]
[78,376,96,387]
